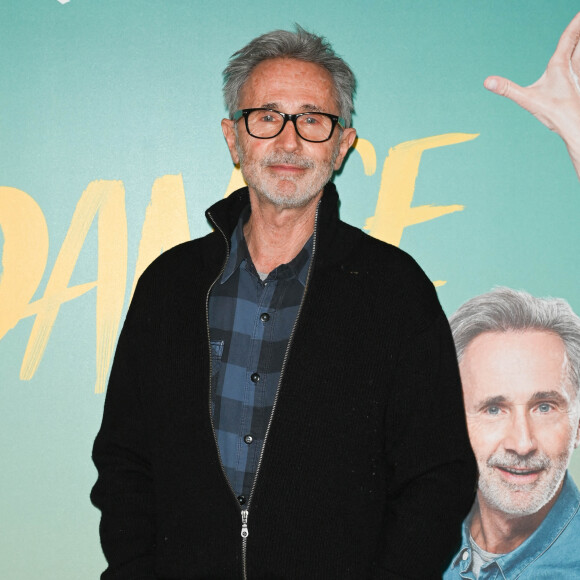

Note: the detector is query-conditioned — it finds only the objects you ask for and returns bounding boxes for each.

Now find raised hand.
[485,12,580,180]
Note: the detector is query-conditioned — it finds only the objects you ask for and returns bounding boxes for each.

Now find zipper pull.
[241,509,249,538]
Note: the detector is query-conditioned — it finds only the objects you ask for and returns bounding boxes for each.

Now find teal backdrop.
[1,1,579,577]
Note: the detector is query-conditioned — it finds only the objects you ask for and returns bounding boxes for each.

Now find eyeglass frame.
[232,108,346,143]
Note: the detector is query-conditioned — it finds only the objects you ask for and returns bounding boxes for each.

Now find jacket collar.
[204,182,345,270]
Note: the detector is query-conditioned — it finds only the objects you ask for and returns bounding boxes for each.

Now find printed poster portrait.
[1,1,579,577]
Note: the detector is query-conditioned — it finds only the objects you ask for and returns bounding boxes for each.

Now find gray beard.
[478,448,570,517]
[236,142,339,209]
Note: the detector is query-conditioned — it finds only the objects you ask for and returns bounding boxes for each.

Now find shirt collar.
[219,205,313,287]
[449,472,580,577]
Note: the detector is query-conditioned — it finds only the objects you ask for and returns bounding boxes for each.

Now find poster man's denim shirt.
[444,472,580,579]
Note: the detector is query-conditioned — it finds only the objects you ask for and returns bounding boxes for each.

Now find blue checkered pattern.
[209,207,312,503]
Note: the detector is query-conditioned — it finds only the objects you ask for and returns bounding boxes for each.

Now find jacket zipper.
[205,210,249,573]
[241,508,249,578]
[206,204,320,580]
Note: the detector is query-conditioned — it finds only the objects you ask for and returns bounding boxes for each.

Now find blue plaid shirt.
[209,207,313,505]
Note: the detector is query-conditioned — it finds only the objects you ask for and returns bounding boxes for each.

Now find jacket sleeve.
[91,277,157,579]
[372,309,477,579]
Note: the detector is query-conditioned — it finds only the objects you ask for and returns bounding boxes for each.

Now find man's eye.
[538,403,553,413]
[260,115,276,122]
[486,406,500,415]
[304,116,319,125]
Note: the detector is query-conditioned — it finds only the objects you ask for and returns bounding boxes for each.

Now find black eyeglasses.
[232,108,346,143]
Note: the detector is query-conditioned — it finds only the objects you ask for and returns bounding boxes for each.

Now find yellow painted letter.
[365,133,478,247]
[0,188,49,340]
[20,180,127,393]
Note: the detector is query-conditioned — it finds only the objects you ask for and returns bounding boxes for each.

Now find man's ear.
[222,118,240,165]
[333,128,357,171]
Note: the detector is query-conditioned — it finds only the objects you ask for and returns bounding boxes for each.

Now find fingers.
[551,11,580,65]
[484,76,531,110]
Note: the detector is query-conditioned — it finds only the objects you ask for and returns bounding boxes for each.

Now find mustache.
[487,452,551,471]
[261,152,315,169]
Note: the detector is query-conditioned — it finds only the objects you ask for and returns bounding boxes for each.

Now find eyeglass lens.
[246,110,334,142]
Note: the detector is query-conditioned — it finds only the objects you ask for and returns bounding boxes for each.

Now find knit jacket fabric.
[91,183,477,579]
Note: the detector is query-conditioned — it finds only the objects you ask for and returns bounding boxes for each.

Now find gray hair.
[450,287,580,393]
[223,25,356,127]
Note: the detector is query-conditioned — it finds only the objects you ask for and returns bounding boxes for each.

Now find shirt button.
[260,312,270,322]
[244,434,253,445]
[251,373,260,383]
[237,495,246,505]
[461,550,469,561]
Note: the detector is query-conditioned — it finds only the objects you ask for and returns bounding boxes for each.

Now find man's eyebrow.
[531,390,567,403]
[476,395,508,409]
[260,103,324,113]
[300,104,323,112]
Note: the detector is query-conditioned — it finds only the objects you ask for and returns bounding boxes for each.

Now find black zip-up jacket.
[91,183,477,579]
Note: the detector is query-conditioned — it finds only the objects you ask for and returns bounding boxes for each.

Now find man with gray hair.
[444,287,580,579]
[91,26,476,578]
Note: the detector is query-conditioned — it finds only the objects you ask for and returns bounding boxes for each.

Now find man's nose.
[275,119,302,151]
[503,409,537,456]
